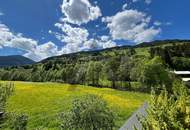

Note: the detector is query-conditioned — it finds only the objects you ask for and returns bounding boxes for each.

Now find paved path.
[119,102,148,130]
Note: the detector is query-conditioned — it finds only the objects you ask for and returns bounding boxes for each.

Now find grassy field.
[5,82,149,130]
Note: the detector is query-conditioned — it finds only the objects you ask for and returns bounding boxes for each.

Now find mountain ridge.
[0,55,35,67]
[41,39,190,63]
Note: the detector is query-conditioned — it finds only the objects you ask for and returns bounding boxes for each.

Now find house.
[173,71,190,86]
[173,71,190,81]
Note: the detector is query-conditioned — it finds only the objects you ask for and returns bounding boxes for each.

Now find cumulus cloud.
[81,38,116,50]
[61,0,102,25]
[54,23,116,54]
[103,10,160,43]
[132,0,152,4]
[0,24,14,46]
[134,27,161,43]
[101,35,110,41]
[9,37,38,51]
[154,21,162,26]
[55,23,89,44]
[0,23,61,61]
[122,3,128,10]
[52,0,116,53]
[99,40,116,48]
[54,23,89,53]
[24,41,61,61]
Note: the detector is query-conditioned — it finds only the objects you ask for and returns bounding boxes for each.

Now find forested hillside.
[0,55,35,67]
[0,40,190,91]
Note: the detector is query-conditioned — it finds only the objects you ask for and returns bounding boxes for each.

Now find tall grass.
[5,82,149,129]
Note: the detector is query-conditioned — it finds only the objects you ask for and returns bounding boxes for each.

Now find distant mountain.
[0,55,35,67]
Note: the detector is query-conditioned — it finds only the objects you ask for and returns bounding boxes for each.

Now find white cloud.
[154,21,162,26]
[0,23,38,51]
[134,27,161,43]
[0,24,14,46]
[122,3,128,10]
[145,0,152,4]
[55,23,89,44]
[100,40,116,48]
[9,37,38,51]
[24,41,61,61]
[103,10,160,43]
[55,23,91,53]
[154,21,172,26]
[132,0,152,4]
[61,0,102,25]
[101,35,110,41]
[0,23,61,61]
[54,23,116,54]
[81,38,116,50]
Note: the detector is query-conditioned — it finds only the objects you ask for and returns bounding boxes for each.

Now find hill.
[41,39,190,63]
[0,40,189,89]
[0,55,35,67]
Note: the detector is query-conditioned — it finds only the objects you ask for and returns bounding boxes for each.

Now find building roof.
[173,71,190,75]
[182,78,190,82]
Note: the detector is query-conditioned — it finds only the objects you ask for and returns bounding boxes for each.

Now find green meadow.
[5,82,149,130]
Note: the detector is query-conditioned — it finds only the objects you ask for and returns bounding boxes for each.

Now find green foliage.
[172,57,190,70]
[0,41,190,92]
[59,94,116,130]
[130,56,148,82]
[0,83,14,112]
[140,85,190,130]
[6,82,149,129]
[10,113,28,130]
[0,83,14,127]
[104,57,121,89]
[139,57,173,91]
[86,62,103,86]
[150,42,190,70]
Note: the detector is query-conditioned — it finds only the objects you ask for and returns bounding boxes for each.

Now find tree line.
[0,42,190,92]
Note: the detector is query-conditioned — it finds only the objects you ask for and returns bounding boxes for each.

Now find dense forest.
[0,40,190,91]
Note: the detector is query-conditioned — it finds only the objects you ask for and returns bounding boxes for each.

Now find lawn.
[5,82,149,130]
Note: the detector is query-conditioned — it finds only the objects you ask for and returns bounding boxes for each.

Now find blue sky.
[0,0,190,61]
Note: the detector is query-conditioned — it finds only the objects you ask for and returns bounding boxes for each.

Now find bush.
[0,83,14,127]
[0,83,14,112]
[10,113,28,130]
[59,95,116,130]
[139,88,190,130]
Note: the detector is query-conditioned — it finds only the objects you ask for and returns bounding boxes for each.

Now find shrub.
[10,113,28,130]
[0,83,14,126]
[139,88,190,130]
[0,83,14,112]
[59,94,116,130]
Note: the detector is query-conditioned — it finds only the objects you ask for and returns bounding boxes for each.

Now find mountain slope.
[0,55,35,67]
[41,39,190,63]
[0,39,189,83]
